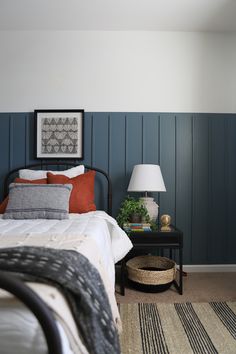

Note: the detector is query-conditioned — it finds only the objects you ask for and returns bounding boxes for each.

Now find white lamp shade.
[127,164,166,192]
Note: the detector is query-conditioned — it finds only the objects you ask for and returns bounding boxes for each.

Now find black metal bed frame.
[0,271,63,354]
[0,161,113,354]
[4,161,112,215]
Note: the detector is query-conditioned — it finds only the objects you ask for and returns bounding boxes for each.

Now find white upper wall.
[1,0,236,32]
[0,31,236,113]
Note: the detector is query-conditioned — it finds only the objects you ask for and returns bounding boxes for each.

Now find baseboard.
[181,264,236,272]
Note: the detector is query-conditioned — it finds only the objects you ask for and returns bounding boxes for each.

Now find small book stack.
[123,223,152,232]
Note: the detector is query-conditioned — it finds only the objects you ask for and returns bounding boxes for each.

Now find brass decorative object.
[160,214,171,231]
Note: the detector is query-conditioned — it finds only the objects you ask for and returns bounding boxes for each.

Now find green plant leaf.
[116,196,150,227]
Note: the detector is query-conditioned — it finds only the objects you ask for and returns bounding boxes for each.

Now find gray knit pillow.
[3,183,72,220]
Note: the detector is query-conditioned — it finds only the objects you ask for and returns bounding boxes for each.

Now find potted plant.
[116,196,150,227]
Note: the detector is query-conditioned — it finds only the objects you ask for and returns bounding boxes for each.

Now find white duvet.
[0,211,132,284]
[0,211,133,354]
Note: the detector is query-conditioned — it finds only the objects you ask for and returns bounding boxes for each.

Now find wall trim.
[182,264,236,272]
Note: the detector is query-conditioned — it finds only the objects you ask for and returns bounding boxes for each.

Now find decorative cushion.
[0,197,9,214]
[19,165,84,180]
[15,177,47,184]
[3,184,72,220]
[0,178,47,214]
[47,171,96,214]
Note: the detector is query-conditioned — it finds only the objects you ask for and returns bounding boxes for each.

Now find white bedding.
[0,211,131,284]
[0,300,76,354]
[0,211,133,354]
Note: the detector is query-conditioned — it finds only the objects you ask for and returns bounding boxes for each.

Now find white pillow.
[19,165,84,180]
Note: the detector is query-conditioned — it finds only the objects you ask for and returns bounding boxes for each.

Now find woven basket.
[126,255,176,286]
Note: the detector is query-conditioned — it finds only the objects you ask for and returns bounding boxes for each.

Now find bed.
[0,162,133,354]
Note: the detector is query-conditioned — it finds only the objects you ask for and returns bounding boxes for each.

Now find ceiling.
[0,0,236,32]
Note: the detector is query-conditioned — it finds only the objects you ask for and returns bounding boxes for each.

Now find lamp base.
[140,197,159,222]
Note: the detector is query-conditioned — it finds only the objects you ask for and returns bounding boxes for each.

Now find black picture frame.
[35,109,84,159]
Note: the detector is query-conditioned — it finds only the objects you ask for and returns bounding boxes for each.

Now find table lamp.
[127,164,166,222]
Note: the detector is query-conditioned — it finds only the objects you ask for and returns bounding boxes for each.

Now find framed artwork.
[35,109,84,159]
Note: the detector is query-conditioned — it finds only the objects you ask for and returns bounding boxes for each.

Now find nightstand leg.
[120,259,126,296]
[179,248,183,295]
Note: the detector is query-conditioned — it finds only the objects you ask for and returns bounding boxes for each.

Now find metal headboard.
[4,162,112,215]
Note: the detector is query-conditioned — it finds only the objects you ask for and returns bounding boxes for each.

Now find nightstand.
[120,226,183,296]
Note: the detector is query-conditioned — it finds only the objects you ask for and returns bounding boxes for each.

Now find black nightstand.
[120,226,183,296]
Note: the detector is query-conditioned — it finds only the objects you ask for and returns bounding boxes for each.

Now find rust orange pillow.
[14,177,47,184]
[0,177,47,214]
[47,171,96,214]
[0,197,9,214]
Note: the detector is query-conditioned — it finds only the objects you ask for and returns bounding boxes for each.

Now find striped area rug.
[119,302,236,354]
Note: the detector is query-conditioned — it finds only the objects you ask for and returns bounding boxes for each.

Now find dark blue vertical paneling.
[11,113,27,169]
[159,114,176,259]
[8,116,13,171]
[0,111,236,265]
[126,113,143,192]
[82,113,92,166]
[92,113,109,210]
[142,113,159,164]
[226,115,236,263]
[176,114,193,264]
[192,115,209,263]
[25,112,38,166]
[208,115,227,263]
[0,114,10,200]
[142,113,160,209]
[109,113,126,217]
[159,114,176,223]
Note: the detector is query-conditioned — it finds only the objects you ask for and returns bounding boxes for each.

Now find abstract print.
[41,117,78,154]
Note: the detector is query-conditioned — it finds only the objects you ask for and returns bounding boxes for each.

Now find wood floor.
[116,272,236,303]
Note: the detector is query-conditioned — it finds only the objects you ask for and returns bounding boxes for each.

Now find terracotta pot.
[129,213,142,223]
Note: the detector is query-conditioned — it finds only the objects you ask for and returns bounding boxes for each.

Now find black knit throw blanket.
[0,246,120,354]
